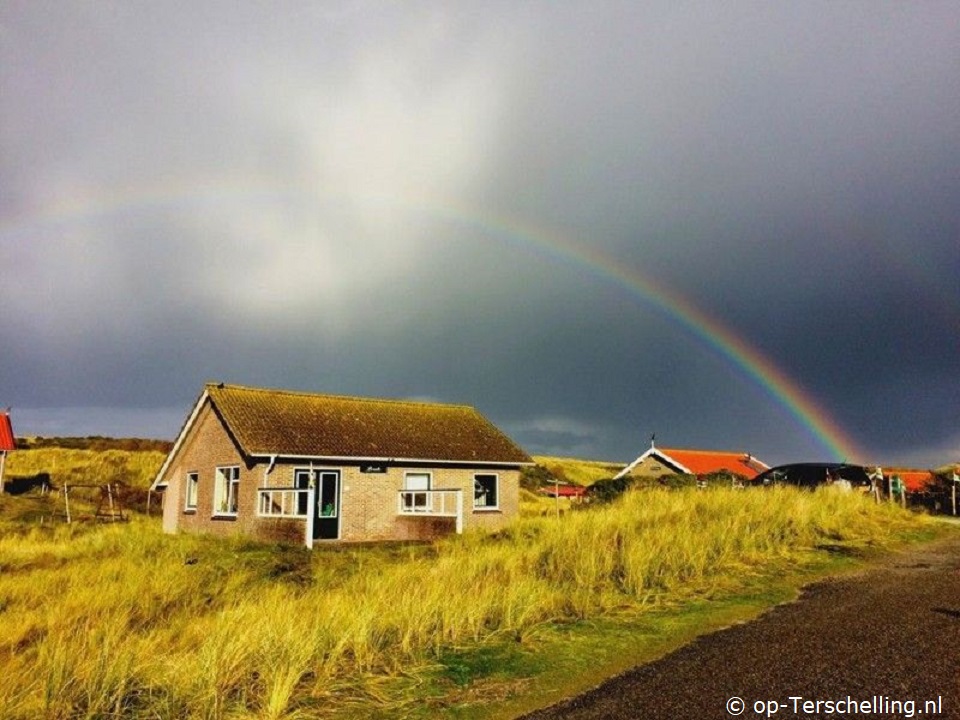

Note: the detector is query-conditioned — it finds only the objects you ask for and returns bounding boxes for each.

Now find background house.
[615,441,768,485]
[152,383,532,544]
[0,410,13,493]
[880,468,937,493]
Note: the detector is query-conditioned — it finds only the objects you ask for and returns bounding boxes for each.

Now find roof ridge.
[206,382,477,411]
[661,447,747,455]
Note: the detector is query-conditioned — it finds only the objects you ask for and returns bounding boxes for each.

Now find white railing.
[257,486,317,549]
[397,489,463,534]
[257,487,310,518]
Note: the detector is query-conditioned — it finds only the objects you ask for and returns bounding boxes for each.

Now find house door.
[313,470,340,540]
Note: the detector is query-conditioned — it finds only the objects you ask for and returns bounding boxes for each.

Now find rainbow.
[401,201,865,463]
[1,181,864,461]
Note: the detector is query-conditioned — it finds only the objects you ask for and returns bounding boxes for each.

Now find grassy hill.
[0,486,938,719]
[0,440,950,718]
[3,446,165,490]
[532,455,623,486]
[1,441,167,522]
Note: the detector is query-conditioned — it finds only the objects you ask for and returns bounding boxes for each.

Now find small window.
[403,472,431,511]
[474,473,498,510]
[184,472,199,511]
[214,466,240,516]
[294,469,311,516]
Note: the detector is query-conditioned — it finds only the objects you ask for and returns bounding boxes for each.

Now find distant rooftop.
[0,412,14,452]
[616,443,768,480]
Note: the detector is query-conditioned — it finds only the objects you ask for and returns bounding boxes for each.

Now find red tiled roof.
[540,484,587,498]
[0,412,14,452]
[884,469,937,493]
[618,445,769,480]
[659,448,767,479]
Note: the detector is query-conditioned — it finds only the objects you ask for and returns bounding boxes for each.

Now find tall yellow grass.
[0,487,928,718]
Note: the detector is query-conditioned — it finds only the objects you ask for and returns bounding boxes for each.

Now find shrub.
[587,475,636,502]
[520,463,560,492]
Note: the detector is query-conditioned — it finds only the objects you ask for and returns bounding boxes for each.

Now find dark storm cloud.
[1,2,957,466]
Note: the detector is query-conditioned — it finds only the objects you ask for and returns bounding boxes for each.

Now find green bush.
[520,463,561,492]
[587,475,636,502]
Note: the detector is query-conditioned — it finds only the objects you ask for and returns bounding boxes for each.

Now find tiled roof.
[206,383,532,465]
[0,412,14,452]
[659,448,768,479]
[883,468,938,493]
[617,445,768,480]
[540,484,587,498]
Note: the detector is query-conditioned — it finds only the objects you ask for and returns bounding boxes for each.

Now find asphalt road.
[521,530,960,720]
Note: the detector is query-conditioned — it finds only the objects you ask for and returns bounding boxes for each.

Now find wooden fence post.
[952,473,958,516]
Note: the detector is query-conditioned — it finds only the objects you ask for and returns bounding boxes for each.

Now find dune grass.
[3,447,166,491]
[531,456,622,486]
[0,486,933,718]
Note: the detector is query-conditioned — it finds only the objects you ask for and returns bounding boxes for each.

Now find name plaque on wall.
[360,464,388,474]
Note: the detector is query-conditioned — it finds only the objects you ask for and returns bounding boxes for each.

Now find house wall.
[159,399,520,544]
[624,455,682,479]
[265,464,520,542]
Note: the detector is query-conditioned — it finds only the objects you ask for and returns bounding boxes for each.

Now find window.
[403,472,431,511]
[294,469,311,516]
[474,473,498,510]
[214,466,240,516]
[184,472,198,511]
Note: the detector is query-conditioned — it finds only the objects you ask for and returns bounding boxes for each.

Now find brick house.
[151,383,532,545]
[614,441,769,485]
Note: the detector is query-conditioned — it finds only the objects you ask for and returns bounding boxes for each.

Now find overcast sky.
[1,2,957,468]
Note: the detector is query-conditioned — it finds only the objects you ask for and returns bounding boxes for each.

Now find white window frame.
[213,466,240,517]
[473,473,499,511]
[403,471,432,511]
[293,468,312,518]
[184,471,199,511]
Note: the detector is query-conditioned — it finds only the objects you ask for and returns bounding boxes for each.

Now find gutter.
[247,452,534,467]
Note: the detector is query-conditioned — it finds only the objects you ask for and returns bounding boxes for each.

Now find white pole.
[456,489,463,534]
[305,485,316,549]
[64,485,71,524]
